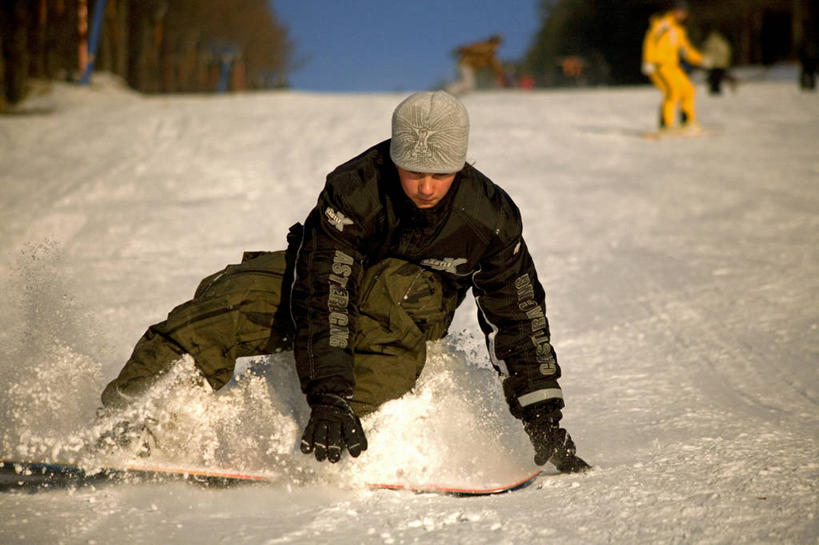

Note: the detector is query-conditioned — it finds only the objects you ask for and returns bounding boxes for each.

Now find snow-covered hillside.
[1,74,817,544]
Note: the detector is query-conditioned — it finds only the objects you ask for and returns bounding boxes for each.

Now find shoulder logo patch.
[324,207,354,232]
[420,257,468,274]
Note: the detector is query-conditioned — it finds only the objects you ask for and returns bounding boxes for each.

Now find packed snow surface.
[1,74,817,544]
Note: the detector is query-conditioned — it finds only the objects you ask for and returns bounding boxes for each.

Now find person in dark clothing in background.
[703,30,737,95]
[799,31,818,91]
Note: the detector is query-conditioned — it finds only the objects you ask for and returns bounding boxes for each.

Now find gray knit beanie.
[390,91,469,174]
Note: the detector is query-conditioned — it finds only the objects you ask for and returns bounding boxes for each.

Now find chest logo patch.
[324,207,354,232]
[421,257,468,274]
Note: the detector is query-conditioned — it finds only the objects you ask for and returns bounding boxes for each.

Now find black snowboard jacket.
[290,140,564,417]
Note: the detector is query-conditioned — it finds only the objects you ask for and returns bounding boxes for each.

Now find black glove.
[522,404,590,473]
[300,393,367,463]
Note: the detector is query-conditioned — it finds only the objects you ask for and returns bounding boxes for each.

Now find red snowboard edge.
[365,470,543,496]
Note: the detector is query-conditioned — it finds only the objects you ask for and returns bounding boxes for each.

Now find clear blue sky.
[271,0,542,92]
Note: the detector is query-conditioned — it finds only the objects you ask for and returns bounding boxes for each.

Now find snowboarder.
[101,91,587,472]
[641,1,710,131]
[446,34,506,95]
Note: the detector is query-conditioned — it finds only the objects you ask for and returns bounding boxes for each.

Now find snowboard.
[0,460,275,489]
[0,460,543,496]
[366,470,543,496]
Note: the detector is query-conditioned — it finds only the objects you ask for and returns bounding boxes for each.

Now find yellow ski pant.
[650,64,696,128]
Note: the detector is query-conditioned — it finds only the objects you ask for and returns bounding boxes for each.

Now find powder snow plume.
[0,254,531,488]
[0,241,103,459]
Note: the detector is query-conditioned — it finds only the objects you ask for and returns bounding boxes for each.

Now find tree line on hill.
[0,0,290,110]
[2,0,817,109]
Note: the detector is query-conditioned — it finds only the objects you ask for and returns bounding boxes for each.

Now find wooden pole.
[78,0,88,78]
[34,0,47,77]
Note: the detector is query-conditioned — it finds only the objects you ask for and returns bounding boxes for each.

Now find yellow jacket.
[643,13,703,67]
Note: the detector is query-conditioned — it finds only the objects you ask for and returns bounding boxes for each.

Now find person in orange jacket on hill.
[642,1,710,131]
[446,34,507,95]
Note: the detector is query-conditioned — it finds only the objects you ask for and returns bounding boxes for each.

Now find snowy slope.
[1,74,817,544]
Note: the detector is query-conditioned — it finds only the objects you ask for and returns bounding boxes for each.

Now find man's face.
[397,167,457,209]
[672,9,688,23]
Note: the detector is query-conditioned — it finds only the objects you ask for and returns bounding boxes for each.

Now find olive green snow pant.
[101,251,458,417]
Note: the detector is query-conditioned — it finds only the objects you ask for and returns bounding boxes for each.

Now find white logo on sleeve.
[420,257,468,274]
[324,207,354,232]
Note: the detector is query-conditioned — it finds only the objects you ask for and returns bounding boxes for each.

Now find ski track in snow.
[1,74,818,544]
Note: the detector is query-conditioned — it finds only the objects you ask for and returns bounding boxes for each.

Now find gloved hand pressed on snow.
[300,393,367,463]
[522,402,590,473]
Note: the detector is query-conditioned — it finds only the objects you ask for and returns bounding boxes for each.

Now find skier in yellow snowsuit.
[642,2,708,130]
